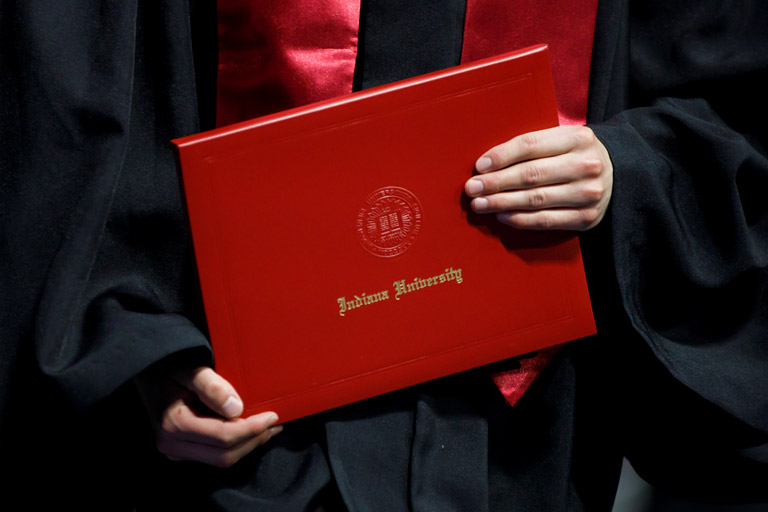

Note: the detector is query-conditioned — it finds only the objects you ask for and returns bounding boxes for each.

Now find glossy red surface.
[175,45,595,423]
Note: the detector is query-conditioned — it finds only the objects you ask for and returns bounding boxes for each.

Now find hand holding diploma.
[135,362,281,467]
[465,125,613,231]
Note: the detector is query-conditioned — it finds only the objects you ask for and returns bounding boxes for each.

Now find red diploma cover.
[174,45,595,423]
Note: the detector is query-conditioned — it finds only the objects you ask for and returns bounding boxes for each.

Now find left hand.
[135,363,282,468]
[464,125,613,231]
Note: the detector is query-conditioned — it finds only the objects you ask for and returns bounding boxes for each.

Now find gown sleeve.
[589,1,768,434]
[7,1,215,410]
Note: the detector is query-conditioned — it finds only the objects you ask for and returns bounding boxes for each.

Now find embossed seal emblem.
[356,187,422,257]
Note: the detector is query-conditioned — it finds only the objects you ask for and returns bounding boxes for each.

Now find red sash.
[215,0,598,405]
[216,0,361,126]
[462,0,598,126]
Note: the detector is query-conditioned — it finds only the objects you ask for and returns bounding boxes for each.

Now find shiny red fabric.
[214,0,597,407]
[462,0,598,126]
[491,346,562,406]
[216,0,360,127]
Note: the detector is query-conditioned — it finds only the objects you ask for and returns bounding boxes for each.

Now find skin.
[464,125,613,231]
[140,125,612,468]
[135,362,282,468]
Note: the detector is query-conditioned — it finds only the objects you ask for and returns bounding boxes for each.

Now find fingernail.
[472,197,489,212]
[266,413,279,428]
[269,425,283,438]
[466,179,484,196]
[221,395,243,418]
[476,156,492,172]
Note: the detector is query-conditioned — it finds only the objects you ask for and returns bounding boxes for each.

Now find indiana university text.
[337,267,463,317]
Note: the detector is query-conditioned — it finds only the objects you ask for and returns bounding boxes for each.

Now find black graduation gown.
[0,1,217,509]
[1,0,767,510]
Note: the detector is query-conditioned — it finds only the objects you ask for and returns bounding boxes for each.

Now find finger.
[161,403,280,448]
[466,154,603,197]
[475,126,597,173]
[175,366,244,419]
[496,207,606,231]
[471,181,606,213]
[160,425,283,468]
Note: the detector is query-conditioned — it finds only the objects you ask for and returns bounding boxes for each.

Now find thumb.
[175,366,244,419]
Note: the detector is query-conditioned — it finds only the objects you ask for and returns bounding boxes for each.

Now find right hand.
[464,125,613,231]
[135,362,282,468]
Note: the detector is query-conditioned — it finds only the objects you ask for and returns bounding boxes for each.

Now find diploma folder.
[174,45,595,423]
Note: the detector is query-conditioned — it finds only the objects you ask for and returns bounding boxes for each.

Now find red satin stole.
[216,0,361,126]
[215,0,598,406]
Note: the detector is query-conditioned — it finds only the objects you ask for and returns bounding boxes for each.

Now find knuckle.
[203,379,226,399]
[533,213,554,230]
[216,429,239,448]
[582,158,603,177]
[160,406,186,435]
[200,421,231,448]
[572,126,596,147]
[580,207,600,226]
[507,213,553,230]
[521,164,543,187]
[582,183,604,203]
[517,133,540,153]
[527,189,546,208]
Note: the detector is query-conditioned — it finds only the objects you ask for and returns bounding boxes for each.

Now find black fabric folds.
[2,0,768,510]
[29,0,213,409]
[1,1,215,508]
[588,0,768,434]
